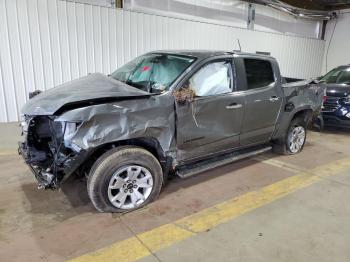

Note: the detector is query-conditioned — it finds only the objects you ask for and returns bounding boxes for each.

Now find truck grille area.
[322,96,340,112]
[20,116,78,189]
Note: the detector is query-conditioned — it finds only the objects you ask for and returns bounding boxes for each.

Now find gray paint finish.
[56,94,176,155]
[21,73,151,116]
[19,51,325,189]
[22,51,324,160]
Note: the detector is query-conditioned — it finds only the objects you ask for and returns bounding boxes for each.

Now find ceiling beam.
[279,0,326,11]
[276,0,350,10]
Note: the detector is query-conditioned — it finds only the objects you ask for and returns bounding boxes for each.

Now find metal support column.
[247,3,255,30]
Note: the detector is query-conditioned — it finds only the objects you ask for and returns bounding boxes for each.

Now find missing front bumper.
[18,142,56,189]
[18,142,89,189]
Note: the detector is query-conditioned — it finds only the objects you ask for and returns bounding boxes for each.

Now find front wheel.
[273,117,307,155]
[87,146,163,213]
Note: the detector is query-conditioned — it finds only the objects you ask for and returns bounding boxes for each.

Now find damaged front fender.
[55,94,176,156]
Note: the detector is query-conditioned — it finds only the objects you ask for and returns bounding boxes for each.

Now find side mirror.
[29,90,42,99]
[151,83,166,93]
[173,88,196,104]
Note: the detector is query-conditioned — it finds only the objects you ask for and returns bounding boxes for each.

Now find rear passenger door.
[238,58,283,146]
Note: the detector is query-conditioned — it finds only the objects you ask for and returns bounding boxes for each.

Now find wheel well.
[81,138,171,178]
[292,109,313,124]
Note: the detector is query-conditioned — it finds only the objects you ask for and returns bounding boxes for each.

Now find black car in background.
[320,65,350,128]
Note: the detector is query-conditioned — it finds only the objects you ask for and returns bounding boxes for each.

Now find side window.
[338,70,350,84]
[325,68,342,83]
[188,61,233,97]
[243,59,275,90]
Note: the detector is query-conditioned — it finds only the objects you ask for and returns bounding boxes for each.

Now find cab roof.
[149,50,275,60]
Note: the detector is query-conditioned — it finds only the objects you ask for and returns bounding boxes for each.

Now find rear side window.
[243,59,275,90]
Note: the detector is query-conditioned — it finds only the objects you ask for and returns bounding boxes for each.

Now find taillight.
[323,95,327,103]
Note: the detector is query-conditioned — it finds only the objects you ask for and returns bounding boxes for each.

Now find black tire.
[87,146,163,213]
[273,117,307,155]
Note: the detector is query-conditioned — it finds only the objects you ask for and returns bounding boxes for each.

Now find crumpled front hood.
[21,73,152,116]
[325,84,350,97]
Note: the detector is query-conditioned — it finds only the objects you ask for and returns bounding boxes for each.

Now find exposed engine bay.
[19,116,86,189]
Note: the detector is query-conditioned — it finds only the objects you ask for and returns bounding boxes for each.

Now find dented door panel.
[175,93,244,162]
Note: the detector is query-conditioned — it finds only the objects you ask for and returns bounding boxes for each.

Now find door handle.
[269,96,280,102]
[226,103,242,109]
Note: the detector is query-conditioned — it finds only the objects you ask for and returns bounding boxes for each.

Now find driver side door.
[175,58,245,162]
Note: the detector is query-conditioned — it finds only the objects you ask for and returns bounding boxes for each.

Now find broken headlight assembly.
[20,115,31,135]
[20,119,29,133]
[56,121,82,153]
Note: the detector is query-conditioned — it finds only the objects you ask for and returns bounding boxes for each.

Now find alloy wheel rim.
[288,126,305,153]
[108,165,153,209]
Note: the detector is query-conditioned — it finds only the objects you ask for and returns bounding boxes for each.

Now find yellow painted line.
[69,156,350,262]
[252,155,306,174]
[138,223,194,251]
[71,237,149,262]
[70,224,193,262]
[176,170,316,233]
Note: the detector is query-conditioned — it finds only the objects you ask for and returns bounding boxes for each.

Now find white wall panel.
[0,0,18,121]
[92,5,103,73]
[108,8,117,72]
[123,10,131,63]
[76,3,88,76]
[57,0,71,83]
[0,59,7,122]
[254,4,321,37]
[6,0,27,115]
[322,10,350,74]
[123,0,321,38]
[47,0,63,86]
[84,4,95,74]
[66,1,80,80]
[0,0,325,122]
[101,7,110,74]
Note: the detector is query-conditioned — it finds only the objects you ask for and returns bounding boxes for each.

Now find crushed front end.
[18,116,88,189]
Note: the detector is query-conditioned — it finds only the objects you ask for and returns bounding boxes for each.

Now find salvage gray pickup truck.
[19,50,325,212]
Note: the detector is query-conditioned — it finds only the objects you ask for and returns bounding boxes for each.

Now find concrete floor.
[0,123,350,262]
[139,168,350,262]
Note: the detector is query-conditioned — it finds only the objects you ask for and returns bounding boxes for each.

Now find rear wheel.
[273,117,307,155]
[287,125,306,153]
[87,146,163,213]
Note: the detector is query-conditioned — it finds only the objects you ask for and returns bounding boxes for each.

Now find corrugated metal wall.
[0,0,325,122]
[124,0,322,38]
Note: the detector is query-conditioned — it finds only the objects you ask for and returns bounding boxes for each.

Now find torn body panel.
[272,80,325,139]
[55,94,176,154]
[19,93,176,189]
[18,116,89,189]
